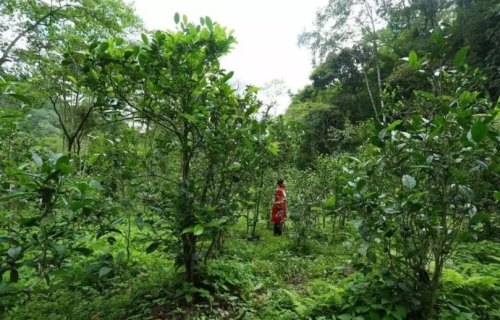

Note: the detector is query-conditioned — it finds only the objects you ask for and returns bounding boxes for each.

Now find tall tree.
[0,0,140,70]
[299,0,387,122]
[68,15,263,283]
[1,0,141,154]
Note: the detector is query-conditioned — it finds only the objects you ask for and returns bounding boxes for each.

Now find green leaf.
[73,247,93,256]
[458,185,474,201]
[0,192,34,201]
[470,121,487,142]
[0,112,23,119]
[174,12,180,24]
[90,69,98,80]
[99,42,109,53]
[67,75,77,84]
[253,282,264,291]
[323,196,337,208]
[135,216,144,230]
[387,119,401,131]
[378,128,387,140]
[123,50,133,60]
[408,50,419,69]
[366,249,377,263]
[5,166,23,176]
[0,237,20,246]
[107,236,117,245]
[493,191,500,201]
[44,274,51,285]
[90,180,102,190]
[193,224,205,236]
[182,226,194,234]
[0,283,14,295]
[98,266,113,278]
[55,154,72,174]
[459,91,478,108]
[19,215,41,227]
[50,153,64,164]
[432,31,445,48]
[32,153,43,166]
[205,218,226,228]
[393,305,407,320]
[419,91,438,101]
[205,16,213,30]
[185,294,193,302]
[70,198,94,212]
[114,37,125,46]
[141,33,149,44]
[222,71,234,83]
[355,305,370,313]
[402,175,416,189]
[470,212,488,224]
[9,269,19,283]
[453,46,469,67]
[180,112,197,124]
[8,93,31,105]
[267,141,279,156]
[146,242,159,253]
[457,109,473,127]
[76,182,89,195]
[154,31,166,44]
[7,247,22,260]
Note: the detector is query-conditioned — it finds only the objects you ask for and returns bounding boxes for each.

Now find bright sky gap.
[133,0,327,114]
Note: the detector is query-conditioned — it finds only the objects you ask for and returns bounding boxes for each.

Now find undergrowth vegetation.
[3,222,499,319]
[1,0,499,319]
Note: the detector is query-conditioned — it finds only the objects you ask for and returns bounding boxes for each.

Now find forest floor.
[2,221,499,320]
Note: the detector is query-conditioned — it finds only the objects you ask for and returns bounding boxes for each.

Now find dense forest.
[0,0,499,319]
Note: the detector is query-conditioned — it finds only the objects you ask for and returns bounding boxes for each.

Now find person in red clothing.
[271,179,287,236]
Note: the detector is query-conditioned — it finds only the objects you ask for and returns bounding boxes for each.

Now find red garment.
[271,186,287,224]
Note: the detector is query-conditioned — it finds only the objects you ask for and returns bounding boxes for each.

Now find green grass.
[2,220,499,320]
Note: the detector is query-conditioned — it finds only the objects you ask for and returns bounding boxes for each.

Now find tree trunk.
[423,226,446,318]
[362,69,380,123]
[182,233,197,283]
[179,138,198,284]
[363,0,385,122]
[67,136,75,154]
[251,170,265,238]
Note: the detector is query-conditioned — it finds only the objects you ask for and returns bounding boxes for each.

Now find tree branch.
[0,4,70,66]
[50,96,71,141]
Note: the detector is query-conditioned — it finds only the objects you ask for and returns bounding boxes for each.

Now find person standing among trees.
[271,179,287,236]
